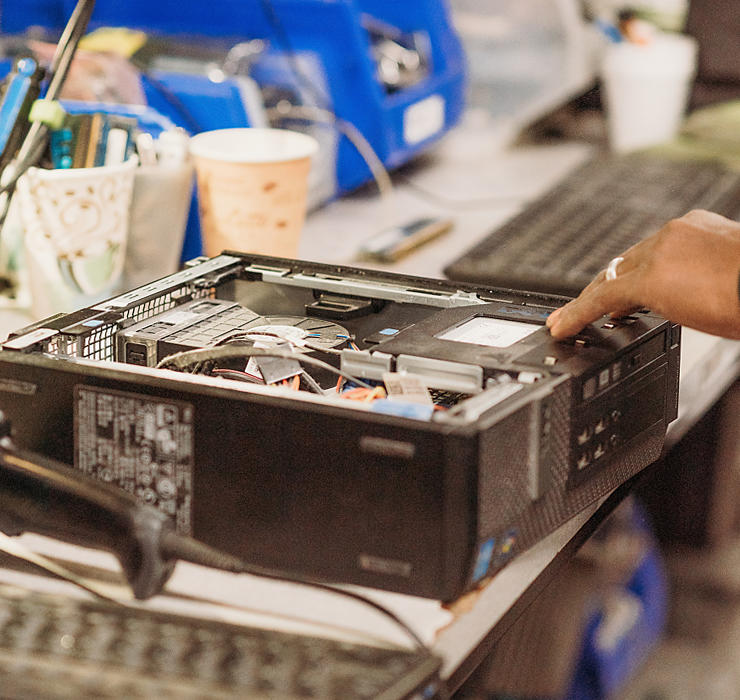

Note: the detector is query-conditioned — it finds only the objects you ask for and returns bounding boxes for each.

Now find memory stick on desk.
[357,216,454,262]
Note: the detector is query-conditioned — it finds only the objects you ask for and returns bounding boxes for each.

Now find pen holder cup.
[121,161,194,291]
[17,157,137,320]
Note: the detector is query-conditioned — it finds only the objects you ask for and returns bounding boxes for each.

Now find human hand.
[546,210,740,340]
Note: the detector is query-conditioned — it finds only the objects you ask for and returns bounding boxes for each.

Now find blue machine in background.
[0,0,468,195]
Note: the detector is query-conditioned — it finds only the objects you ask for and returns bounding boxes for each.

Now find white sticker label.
[437,316,540,348]
[382,372,433,405]
[403,94,446,145]
[75,386,195,535]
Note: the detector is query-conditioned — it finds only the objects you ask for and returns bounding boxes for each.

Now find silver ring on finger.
[605,256,624,281]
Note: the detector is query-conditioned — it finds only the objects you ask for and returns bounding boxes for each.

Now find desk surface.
[0,122,738,693]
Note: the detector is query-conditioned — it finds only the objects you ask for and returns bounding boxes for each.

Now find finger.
[681,209,738,233]
[548,271,641,339]
[546,272,604,331]
[546,271,607,331]
[608,306,643,318]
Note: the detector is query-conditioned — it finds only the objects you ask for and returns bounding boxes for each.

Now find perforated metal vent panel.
[476,377,665,569]
[478,408,535,536]
[477,380,571,539]
[43,288,214,362]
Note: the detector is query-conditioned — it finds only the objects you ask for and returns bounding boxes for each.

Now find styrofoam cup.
[189,128,319,258]
[601,33,698,153]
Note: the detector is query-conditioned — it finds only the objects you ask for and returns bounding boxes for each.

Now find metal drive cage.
[7,257,221,361]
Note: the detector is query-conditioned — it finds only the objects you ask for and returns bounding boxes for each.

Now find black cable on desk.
[0,411,449,696]
[160,531,451,698]
[161,530,430,650]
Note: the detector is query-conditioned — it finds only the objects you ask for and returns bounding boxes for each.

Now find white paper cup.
[17,157,137,319]
[602,33,698,153]
[189,128,319,258]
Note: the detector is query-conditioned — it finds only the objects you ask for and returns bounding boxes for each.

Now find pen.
[135,131,157,167]
[594,17,623,43]
[617,9,654,45]
[157,129,189,168]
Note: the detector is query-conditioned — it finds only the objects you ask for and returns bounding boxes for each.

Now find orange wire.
[339,386,387,402]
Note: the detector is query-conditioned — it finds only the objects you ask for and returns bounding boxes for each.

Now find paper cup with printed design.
[17,156,137,319]
[190,128,318,258]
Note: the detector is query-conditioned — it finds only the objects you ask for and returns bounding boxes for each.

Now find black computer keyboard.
[0,583,441,699]
[444,153,740,298]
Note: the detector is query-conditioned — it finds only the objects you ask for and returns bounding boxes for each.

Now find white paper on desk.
[1,534,453,650]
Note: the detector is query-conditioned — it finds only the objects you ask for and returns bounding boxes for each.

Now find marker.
[135,131,157,167]
[594,18,623,43]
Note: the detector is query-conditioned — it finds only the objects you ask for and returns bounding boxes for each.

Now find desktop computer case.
[0,254,679,600]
